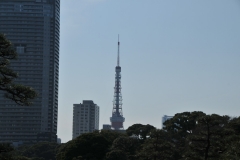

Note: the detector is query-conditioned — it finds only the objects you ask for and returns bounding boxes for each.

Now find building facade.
[162,115,173,128]
[102,124,111,130]
[72,100,99,139]
[0,0,60,145]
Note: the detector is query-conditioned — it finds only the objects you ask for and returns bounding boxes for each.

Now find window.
[16,46,24,54]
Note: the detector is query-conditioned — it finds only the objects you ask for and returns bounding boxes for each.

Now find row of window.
[0,4,45,9]
[0,9,13,11]
[0,5,13,8]
[1,27,44,31]
[24,5,44,9]
[5,35,44,39]
[9,66,42,69]
[23,9,44,12]
[0,13,45,16]
[12,57,43,61]
[0,17,43,20]
[0,121,41,124]
[0,116,41,119]
[11,63,43,66]
[0,112,41,115]
[0,108,41,111]
[0,128,40,130]
[0,132,38,134]
[0,136,36,138]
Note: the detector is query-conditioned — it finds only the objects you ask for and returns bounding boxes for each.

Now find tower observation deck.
[110,36,125,130]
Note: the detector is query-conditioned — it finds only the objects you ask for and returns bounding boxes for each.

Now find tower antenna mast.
[110,35,125,130]
[117,34,120,66]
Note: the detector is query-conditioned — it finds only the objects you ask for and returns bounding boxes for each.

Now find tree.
[17,142,59,160]
[163,111,206,138]
[0,143,14,160]
[220,135,240,160]
[0,33,37,106]
[99,130,126,145]
[12,156,31,160]
[126,124,156,141]
[183,114,232,160]
[162,111,206,159]
[56,132,109,160]
[105,150,128,160]
[227,116,240,135]
[0,143,14,154]
[110,136,140,160]
[139,129,175,160]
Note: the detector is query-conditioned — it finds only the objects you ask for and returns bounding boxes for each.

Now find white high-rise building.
[72,100,99,139]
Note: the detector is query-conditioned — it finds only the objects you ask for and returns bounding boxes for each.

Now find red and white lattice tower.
[110,36,125,130]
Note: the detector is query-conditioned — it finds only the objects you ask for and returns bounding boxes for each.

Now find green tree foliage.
[163,111,206,137]
[0,33,37,106]
[0,143,14,154]
[56,132,110,160]
[0,143,30,160]
[220,117,240,159]
[56,130,125,160]
[220,135,240,160]
[12,156,31,160]
[126,124,155,141]
[163,111,207,159]
[105,150,128,160]
[109,136,140,160]
[3,112,239,160]
[227,116,240,135]
[139,129,175,160]
[183,114,232,160]
[99,130,126,145]
[17,142,59,160]
[0,143,14,159]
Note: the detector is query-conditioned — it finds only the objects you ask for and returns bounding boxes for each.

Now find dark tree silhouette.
[0,33,37,105]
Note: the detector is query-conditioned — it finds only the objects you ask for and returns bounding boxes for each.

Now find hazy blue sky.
[58,0,240,142]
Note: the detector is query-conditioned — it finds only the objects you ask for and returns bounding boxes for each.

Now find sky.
[58,0,240,143]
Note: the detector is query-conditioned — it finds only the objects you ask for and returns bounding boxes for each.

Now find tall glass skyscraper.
[0,0,60,146]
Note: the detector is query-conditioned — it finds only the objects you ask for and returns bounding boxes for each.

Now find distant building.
[72,100,99,139]
[102,124,111,130]
[162,115,173,128]
[57,138,61,144]
[102,124,126,134]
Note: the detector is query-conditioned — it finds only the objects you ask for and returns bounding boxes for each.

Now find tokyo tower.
[110,36,125,130]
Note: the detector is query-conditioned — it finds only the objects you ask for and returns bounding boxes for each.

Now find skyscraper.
[110,37,125,130]
[0,0,60,146]
[72,100,99,139]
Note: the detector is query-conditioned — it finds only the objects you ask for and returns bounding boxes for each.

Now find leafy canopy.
[0,33,37,105]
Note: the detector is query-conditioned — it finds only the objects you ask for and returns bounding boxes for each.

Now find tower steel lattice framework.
[110,36,125,130]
